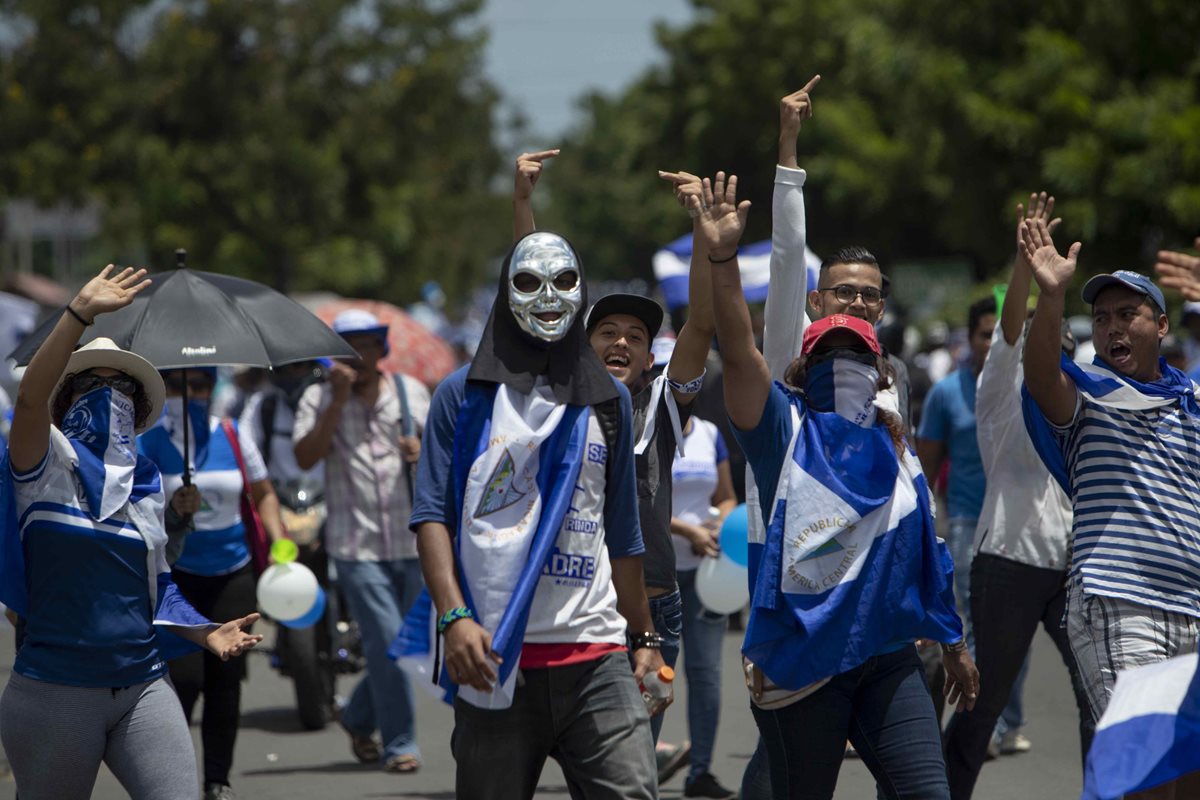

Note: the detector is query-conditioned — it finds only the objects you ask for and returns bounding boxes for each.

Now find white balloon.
[256,562,320,622]
[695,552,749,615]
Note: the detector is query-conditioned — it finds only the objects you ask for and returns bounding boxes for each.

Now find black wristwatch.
[630,631,664,650]
[941,639,968,654]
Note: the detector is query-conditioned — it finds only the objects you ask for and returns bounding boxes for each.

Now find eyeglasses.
[163,374,213,392]
[820,284,884,307]
[70,371,140,398]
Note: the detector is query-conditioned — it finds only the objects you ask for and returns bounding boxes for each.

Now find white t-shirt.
[671,418,729,572]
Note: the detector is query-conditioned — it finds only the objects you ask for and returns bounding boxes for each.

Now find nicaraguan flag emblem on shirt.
[474,448,527,518]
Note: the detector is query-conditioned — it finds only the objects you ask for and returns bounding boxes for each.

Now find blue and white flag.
[1082,653,1200,800]
[389,382,590,708]
[1022,355,1200,494]
[653,234,820,312]
[743,395,961,690]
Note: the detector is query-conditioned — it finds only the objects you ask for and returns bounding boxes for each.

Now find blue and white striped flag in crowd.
[1082,653,1200,799]
[652,234,821,311]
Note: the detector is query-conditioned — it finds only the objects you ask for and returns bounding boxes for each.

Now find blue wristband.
[437,606,474,634]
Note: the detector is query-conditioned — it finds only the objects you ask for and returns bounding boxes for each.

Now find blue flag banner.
[743,397,961,690]
[1082,653,1200,800]
[1021,355,1199,494]
[652,234,820,312]
[389,383,590,706]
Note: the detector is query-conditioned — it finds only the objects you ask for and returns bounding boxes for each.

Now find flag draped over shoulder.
[1082,653,1200,800]
[390,382,590,707]
[743,399,961,690]
[1022,355,1200,494]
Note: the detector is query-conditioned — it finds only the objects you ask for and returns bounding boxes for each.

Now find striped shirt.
[293,374,430,562]
[1053,395,1200,617]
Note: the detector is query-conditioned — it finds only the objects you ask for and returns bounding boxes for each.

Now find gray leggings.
[0,671,198,800]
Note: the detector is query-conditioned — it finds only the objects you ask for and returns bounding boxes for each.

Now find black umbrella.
[10,251,358,483]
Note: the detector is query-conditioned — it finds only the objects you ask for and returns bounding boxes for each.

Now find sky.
[478,0,694,141]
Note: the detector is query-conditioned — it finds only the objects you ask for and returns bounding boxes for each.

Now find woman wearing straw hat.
[0,265,263,800]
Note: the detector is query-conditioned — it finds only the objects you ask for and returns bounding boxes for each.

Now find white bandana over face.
[508,232,584,343]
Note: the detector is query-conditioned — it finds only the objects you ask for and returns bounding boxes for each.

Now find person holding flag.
[410,230,665,799]
[0,265,262,800]
[695,169,978,799]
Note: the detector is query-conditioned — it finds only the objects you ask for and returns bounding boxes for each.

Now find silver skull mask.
[508,233,583,342]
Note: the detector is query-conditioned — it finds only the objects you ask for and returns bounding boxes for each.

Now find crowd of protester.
[3,74,1200,800]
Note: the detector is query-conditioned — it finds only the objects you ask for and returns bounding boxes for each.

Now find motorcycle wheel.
[280,622,332,730]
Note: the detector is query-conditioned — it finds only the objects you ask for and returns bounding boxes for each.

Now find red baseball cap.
[801,314,882,356]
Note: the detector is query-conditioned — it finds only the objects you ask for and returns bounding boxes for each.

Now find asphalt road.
[0,616,1085,800]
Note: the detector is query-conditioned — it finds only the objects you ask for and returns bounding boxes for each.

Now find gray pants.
[451,652,657,800]
[0,671,197,800]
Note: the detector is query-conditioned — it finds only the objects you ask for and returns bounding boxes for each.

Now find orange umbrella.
[315,299,457,387]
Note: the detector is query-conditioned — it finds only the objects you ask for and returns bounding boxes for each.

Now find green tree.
[0,0,509,300]
[538,0,1200,292]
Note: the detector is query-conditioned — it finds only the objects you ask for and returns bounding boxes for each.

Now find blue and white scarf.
[392,381,590,709]
[1021,355,1200,494]
[743,394,961,690]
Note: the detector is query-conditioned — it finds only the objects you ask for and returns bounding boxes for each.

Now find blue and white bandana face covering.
[60,386,139,521]
[803,352,880,428]
[163,395,212,467]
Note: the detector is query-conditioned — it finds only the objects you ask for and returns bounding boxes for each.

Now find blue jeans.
[336,557,423,761]
[751,645,949,800]
[678,567,727,781]
[946,518,976,639]
[453,652,656,800]
[647,588,682,744]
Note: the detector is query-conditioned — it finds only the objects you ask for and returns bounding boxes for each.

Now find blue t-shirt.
[917,367,986,520]
[410,366,643,559]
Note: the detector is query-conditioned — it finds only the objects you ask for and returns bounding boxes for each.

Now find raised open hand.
[687,172,751,259]
[71,265,151,323]
[1019,216,1080,297]
[514,149,560,202]
[657,170,704,216]
[1016,192,1061,268]
[1154,236,1200,301]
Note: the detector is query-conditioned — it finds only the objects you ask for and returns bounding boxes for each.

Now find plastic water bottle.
[640,665,675,715]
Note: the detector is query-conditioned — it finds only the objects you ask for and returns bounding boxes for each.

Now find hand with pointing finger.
[779,75,821,168]
[657,170,704,217]
[514,149,560,203]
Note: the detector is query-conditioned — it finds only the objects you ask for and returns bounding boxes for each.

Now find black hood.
[467,232,618,406]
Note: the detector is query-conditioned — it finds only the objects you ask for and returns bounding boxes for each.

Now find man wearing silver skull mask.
[411,225,665,799]
[513,152,717,756]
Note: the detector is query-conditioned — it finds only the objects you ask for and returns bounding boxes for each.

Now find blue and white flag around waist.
[743,397,961,691]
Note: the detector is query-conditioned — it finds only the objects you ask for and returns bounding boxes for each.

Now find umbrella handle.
[180,367,192,487]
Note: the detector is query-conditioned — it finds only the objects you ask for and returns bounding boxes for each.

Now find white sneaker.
[999,730,1032,755]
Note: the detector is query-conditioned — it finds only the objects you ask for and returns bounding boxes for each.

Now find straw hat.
[51,338,166,433]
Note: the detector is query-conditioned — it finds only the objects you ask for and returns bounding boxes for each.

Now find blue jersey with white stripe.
[139,417,252,576]
[12,447,167,687]
[1054,397,1200,617]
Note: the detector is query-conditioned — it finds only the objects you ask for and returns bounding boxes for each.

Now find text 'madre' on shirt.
[410,367,644,644]
[973,325,1071,570]
[917,366,986,520]
[1051,388,1200,618]
[292,373,431,562]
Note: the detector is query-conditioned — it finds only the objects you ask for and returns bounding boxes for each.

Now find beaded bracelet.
[437,606,474,634]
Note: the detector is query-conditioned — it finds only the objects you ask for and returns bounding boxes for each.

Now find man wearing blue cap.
[1020,216,1200,730]
[293,309,430,774]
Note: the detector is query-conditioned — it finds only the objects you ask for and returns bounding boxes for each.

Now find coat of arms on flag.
[474,448,527,518]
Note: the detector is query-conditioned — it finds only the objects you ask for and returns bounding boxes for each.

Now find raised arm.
[1020,216,1081,426]
[512,149,559,242]
[1153,236,1200,299]
[657,170,711,406]
[764,76,820,380]
[10,266,150,473]
[1000,192,1061,346]
[690,174,770,430]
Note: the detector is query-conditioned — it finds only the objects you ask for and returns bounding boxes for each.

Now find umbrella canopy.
[314,299,456,386]
[9,268,358,369]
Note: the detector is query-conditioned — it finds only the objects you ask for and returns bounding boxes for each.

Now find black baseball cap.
[585,293,664,340]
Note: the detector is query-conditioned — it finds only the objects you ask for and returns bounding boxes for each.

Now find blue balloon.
[279,586,326,630]
[720,504,749,566]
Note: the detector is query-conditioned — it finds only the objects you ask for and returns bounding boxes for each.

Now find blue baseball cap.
[1081,270,1166,314]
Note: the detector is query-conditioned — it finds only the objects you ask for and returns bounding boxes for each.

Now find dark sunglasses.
[71,371,140,398]
[164,374,214,392]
